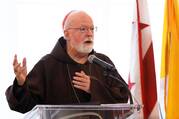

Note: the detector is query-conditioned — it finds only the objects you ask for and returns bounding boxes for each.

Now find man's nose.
[86,28,93,36]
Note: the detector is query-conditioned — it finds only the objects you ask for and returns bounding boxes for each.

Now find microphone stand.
[103,70,133,104]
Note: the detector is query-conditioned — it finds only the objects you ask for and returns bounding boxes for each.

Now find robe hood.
[50,37,94,64]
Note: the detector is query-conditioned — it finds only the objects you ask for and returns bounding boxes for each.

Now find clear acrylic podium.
[24,104,142,119]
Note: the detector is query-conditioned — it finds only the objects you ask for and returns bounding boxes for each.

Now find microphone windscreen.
[88,55,96,63]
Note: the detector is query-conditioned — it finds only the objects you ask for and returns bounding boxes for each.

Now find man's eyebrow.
[79,25,94,27]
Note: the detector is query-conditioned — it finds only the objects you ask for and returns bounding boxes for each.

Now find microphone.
[88,55,116,71]
[88,54,133,104]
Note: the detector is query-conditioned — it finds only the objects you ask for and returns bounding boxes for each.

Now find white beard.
[76,44,93,53]
[74,37,94,54]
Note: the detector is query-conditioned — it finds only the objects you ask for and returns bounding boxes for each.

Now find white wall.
[0,0,164,118]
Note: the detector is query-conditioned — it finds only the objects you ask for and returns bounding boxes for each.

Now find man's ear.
[64,31,69,40]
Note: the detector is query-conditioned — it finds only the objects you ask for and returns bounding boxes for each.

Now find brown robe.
[5,37,129,113]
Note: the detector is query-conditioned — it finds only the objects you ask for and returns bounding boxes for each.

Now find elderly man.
[6,10,129,113]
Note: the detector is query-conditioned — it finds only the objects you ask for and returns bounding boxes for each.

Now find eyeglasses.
[66,26,97,33]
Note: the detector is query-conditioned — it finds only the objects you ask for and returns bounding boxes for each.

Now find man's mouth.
[84,40,93,44]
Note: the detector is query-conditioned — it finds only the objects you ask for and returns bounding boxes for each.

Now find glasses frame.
[65,26,97,33]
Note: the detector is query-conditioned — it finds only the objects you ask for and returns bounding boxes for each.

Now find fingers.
[13,54,18,66]
[73,76,88,84]
[73,71,90,83]
[14,63,21,74]
[72,71,91,93]
[75,71,89,79]
[13,55,24,71]
[72,79,86,87]
[12,55,27,85]
[22,57,26,68]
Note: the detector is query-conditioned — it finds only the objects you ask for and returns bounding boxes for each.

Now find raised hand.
[13,54,27,86]
[72,70,91,93]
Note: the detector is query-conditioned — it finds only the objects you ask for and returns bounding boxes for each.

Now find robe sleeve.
[5,60,46,113]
